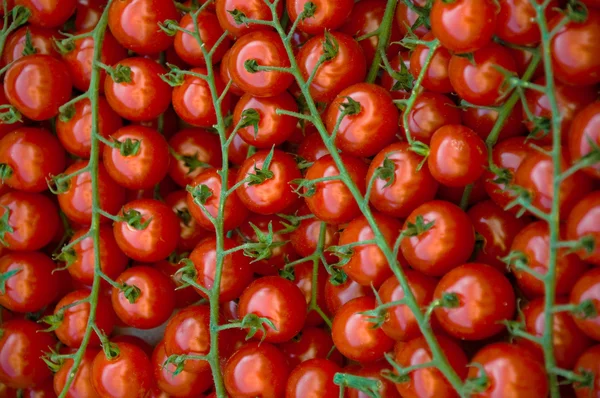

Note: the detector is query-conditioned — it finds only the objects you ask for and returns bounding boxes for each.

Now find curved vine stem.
[365,0,398,83]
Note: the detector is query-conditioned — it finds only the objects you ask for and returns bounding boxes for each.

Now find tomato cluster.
[0,0,599,397]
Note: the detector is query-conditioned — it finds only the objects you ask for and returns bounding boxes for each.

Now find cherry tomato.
[163,305,211,374]
[190,236,253,302]
[233,92,298,148]
[54,348,99,398]
[496,0,558,46]
[215,0,283,38]
[325,83,399,157]
[395,0,429,39]
[111,265,176,329]
[238,276,307,343]
[403,92,462,144]
[393,334,468,398]
[401,200,475,276]
[332,296,394,362]
[463,101,526,142]
[304,154,368,224]
[172,66,231,127]
[56,97,123,159]
[0,85,23,139]
[410,32,453,93]
[91,342,153,398]
[287,0,353,34]
[0,191,59,251]
[2,26,60,66]
[154,257,201,309]
[380,51,412,100]
[219,48,244,97]
[324,276,374,316]
[296,31,367,103]
[568,101,600,179]
[15,0,76,28]
[430,0,497,54]
[279,326,343,369]
[175,11,231,66]
[75,0,106,31]
[567,191,600,266]
[53,289,115,348]
[168,128,222,188]
[0,251,59,313]
[286,358,341,398]
[103,125,170,190]
[509,221,588,297]
[570,268,600,341]
[165,190,210,251]
[223,342,290,398]
[290,204,339,261]
[186,168,248,232]
[0,320,55,388]
[107,0,178,54]
[104,57,172,122]
[574,345,600,398]
[290,260,328,326]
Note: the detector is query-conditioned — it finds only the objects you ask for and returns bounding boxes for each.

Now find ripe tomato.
[395,0,429,39]
[279,327,343,369]
[402,92,462,144]
[410,32,453,93]
[567,191,600,266]
[233,92,297,148]
[168,128,222,188]
[568,101,600,179]
[346,362,400,398]
[186,168,248,232]
[190,236,253,302]
[286,358,341,398]
[463,101,526,142]
[228,31,294,97]
[53,289,115,348]
[219,48,245,97]
[287,0,353,34]
[380,51,412,100]
[496,0,558,46]
[15,0,76,28]
[574,345,600,398]
[467,343,548,398]
[296,32,366,103]
[215,0,283,38]
[324,276,374,316]
[290,260,328,326]
[550,9,600,86]
[104,57,172,122]
[172,66,231,127]
[174,11,231,66]
[430,0,497,53]
[331,296,394,362]
[54,348,99,397]
[325,83,399,157]
[290,204,339,261]
[509,221,588,297]
[75,0,105,31]
[107,0,178,54]
[56,97,123,159]
[238,276,307,343]
[111,265,176,329]
[224,342,290,397]
[393,334,468,398]
[0,191,59,251]
[570,268,600,341]
[154,257,201,309]
[0,251,59,313]
[103,125,170,190]
[2,26,60,66]
[379,270,437,341]
[401,200,475,276]
[0,320,55,388]
[163,305,211,374]
[91,342,153,398]
[165,190,210,252]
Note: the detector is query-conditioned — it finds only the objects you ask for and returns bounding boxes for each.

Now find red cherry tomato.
[569,101,600,179]
[570,268,600,341]
[154,257,201,309]
[567,191,600,266]
[574,345,600,398]
[279,326,344,369]
[290,260,328,327]
[54,348,99,397]
[75,0,106,31]
[395,0,429,39]
[287,0,353,34]
[174,11,231,66]
[168,128,222,188]
[215,0,283,38]
[219,48,245,97]
[380,51,412,100]
[324,276,374,316]
[15,0,76,28]
[402,92,462,144]
[496,0,558,46]
[410,32,453,93]
[290,204,339,261]
[2,26,60,66]
[165,190,210,252]
[463,101,526,142]
[286,358,341,398]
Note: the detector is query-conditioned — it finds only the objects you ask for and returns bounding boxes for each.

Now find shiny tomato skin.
[304,154,368,224]
[463,101,526,142]
[297,129,329,163]
[510,221,588,297]
[290,205,339,261]
[56,97,123,159]
[291,260,328,327]
[54,289,115,348]
[448,43,518,106]
[401,200,475,276]
[567,191,600,266]
[215,0,283,38]
[550,10,600,86]
[331,296,395,362]
[91,342,153,398]
[15,0,76,28]
[111,265,176,329]
[380,51,412,100]
[0,127,66,193]
[0,320,55,388]
[168,128,222,188]
[570,268,600,341]
[574,345,600,398]
[186,168,248,232]
[107,0,178,54]
[53,348,99,398]
[379,271,437,341]
[297,32,366,103]
[163,305,211,374]
[428,124,488,187]
[568,101,600,179]
[434,263,516,340]
[233,92,298,148]
[468,343,548,398]
[409,32,453,93]
[467,200,527,271]
[325,83,399,157]
[103,125,170,190]
[286,358,341,398]
[2,26,60,66]
[154,257,201,309]
[496,0,558,46]
[104,57,172,122]
[190,236,253,302]
[324,277,374,316]
[4,55,72,121]
[219,48,245,97]
[224,342,290,397]
[172,67,230,127]
[287,0,353,34]
[239,276,308,343]
[430,0,497,54]
[228,31,293,97]
[0,191,59,251]
[165,190,210,252]
[75,0,105,31]
[175,11,230,66]
[279,327,343,369]
[395,0,429,39]
[0,251,59,313]
[393,334,468,398]
[402,92,462,144]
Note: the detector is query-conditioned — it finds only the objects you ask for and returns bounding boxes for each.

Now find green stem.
[365,0,398,83]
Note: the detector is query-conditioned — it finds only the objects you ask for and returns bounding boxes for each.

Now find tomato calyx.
[47,173,73,194]
[373,156,397,187]
[333,372,381,397]
[361,289,402,329]
[382,351,433,384]
[0,104,22,124]
[238,108,260,137]
[41,347,66,373]
[112,137,142,157]
[0,163,13,182]
[425,292,459,322]
[0,206,14,246]
[245,146,276,185]
[121,209,152,230]
[240,221,288,262]
[187,183,213,205]
[402,214,435,237]
[338,96,362,117]
[0,267,21,294]
[244,59,291,74]
[101,339,120,361]
[157,19,180,37]
[39,312,64,333]
[101,63,132,84]
[502,249,533,274]
[277,212,315,234]
[463,362,490,396]
[172,150,212,175]
[558,234,596,256]
[161,64,187,87]
[234,312,278,342]
[563,0,589,23]
[228,9,250,26]
[321,30,340,62]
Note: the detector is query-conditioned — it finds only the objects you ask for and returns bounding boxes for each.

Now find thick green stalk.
[365,0,398,83]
